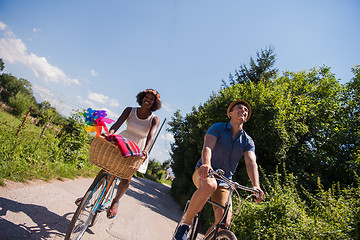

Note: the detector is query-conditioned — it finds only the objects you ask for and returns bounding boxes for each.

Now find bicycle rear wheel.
[214,229,237,240]
[65,172,108,240]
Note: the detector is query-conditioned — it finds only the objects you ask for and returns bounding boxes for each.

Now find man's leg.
[204,186,231,238]
[182,176,217,225]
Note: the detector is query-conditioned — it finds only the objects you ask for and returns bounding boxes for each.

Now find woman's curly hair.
[136,89,162,112]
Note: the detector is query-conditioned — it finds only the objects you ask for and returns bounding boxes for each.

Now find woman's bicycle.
[65,170,120,240]
[173,169,259,240]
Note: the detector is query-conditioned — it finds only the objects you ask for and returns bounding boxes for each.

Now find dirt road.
[0,177,183,240]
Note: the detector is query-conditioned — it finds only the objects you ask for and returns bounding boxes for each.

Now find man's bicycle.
[65,170,120,240]
[173,169,259,240]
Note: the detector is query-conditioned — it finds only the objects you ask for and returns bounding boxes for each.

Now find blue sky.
[0,0,359,163]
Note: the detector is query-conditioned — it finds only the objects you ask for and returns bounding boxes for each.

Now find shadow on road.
[0,197,68,240]
[126,177,182,222]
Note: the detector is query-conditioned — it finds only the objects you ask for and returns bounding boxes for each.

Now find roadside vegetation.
[169,47,359,239]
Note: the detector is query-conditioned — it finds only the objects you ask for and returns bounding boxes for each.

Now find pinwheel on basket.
[83,108,115,137]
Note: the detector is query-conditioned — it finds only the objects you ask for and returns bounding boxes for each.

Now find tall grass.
[0,111,99,186]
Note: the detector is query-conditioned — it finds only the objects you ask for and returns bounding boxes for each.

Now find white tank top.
[119,107,155,174]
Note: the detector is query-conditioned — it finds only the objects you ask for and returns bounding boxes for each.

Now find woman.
[76,89,161,219]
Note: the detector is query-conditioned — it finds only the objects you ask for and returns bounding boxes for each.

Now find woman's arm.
[108,107,132,135]
[142,115,160,158]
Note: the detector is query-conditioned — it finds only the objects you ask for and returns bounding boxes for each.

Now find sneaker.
[174,224,189,240]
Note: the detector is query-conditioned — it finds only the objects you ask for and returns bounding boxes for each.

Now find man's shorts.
[192,168,230,210]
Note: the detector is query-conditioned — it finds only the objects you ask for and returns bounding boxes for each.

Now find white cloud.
[0,27,80,86]
[90,69,98,76]
[109,98,119,107]
[161,102,173,113]
[88,91,109,104]
[0,21,6,30]
[162,133,175,143]
[88,90,119,107]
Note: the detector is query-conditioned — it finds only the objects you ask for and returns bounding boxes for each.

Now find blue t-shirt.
[196,122,255,180]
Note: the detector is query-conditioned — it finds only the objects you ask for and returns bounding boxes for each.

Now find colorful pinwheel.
[83,108,115,137]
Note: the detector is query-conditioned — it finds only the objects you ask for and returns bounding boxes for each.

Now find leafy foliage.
[231,46,278,85]
[144,159,165,182]
[169,65,358,197]
[232,167,360,239]
[168,49,359,237]
[0,110,97,185]
[0,73,35,105]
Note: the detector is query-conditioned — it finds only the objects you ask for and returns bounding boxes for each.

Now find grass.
[0,110,98,186]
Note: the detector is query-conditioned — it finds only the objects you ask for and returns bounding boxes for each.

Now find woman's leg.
[107,176,132,218]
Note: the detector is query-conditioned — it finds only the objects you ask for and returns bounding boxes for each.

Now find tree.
[232,46,278,85]
[162,159,171,170]
[0,58,4,72]
[0,73,34,105]
[57,110,92,164]
[169,62,359,204]
[8,91,36,116]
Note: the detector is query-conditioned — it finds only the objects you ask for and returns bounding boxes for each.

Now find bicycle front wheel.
[65,172,108,240]
[214,229,237,240]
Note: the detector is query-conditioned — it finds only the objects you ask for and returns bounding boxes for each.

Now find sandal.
[107,201,119,219]
[75,197,83,206]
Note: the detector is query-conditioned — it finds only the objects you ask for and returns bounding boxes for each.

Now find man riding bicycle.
[174,99,265,240]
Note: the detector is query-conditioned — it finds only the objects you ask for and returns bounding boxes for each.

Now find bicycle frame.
[202,169,259,240]
[95,174,119,212]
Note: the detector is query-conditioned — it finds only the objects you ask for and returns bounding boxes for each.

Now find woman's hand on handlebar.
[198,164,212,180]
[141,150,148,162]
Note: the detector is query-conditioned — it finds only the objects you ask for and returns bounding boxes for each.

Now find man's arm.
[244,151,264,202]
[198,134,217,179]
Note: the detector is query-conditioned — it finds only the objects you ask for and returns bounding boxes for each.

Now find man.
[174,100,265,240]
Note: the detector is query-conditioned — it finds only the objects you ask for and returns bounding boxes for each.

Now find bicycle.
[65,170,120,240]
[173,169,259,240]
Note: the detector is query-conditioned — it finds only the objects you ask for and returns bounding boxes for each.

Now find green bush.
[230,168,360,239]
[0,111,98,186]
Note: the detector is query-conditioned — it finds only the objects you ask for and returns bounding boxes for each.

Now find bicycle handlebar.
[209,169,260,198]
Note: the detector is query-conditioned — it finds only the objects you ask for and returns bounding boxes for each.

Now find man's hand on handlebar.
[252,186,264,203]
[198,164,212,180]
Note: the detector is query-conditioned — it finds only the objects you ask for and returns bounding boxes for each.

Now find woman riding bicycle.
[174,99,264,240]
[76,88,162,219]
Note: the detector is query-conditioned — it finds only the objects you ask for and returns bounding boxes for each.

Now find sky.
[0,0,359,164]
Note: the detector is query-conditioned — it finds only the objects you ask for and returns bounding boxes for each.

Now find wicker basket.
[89,137,144,179]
